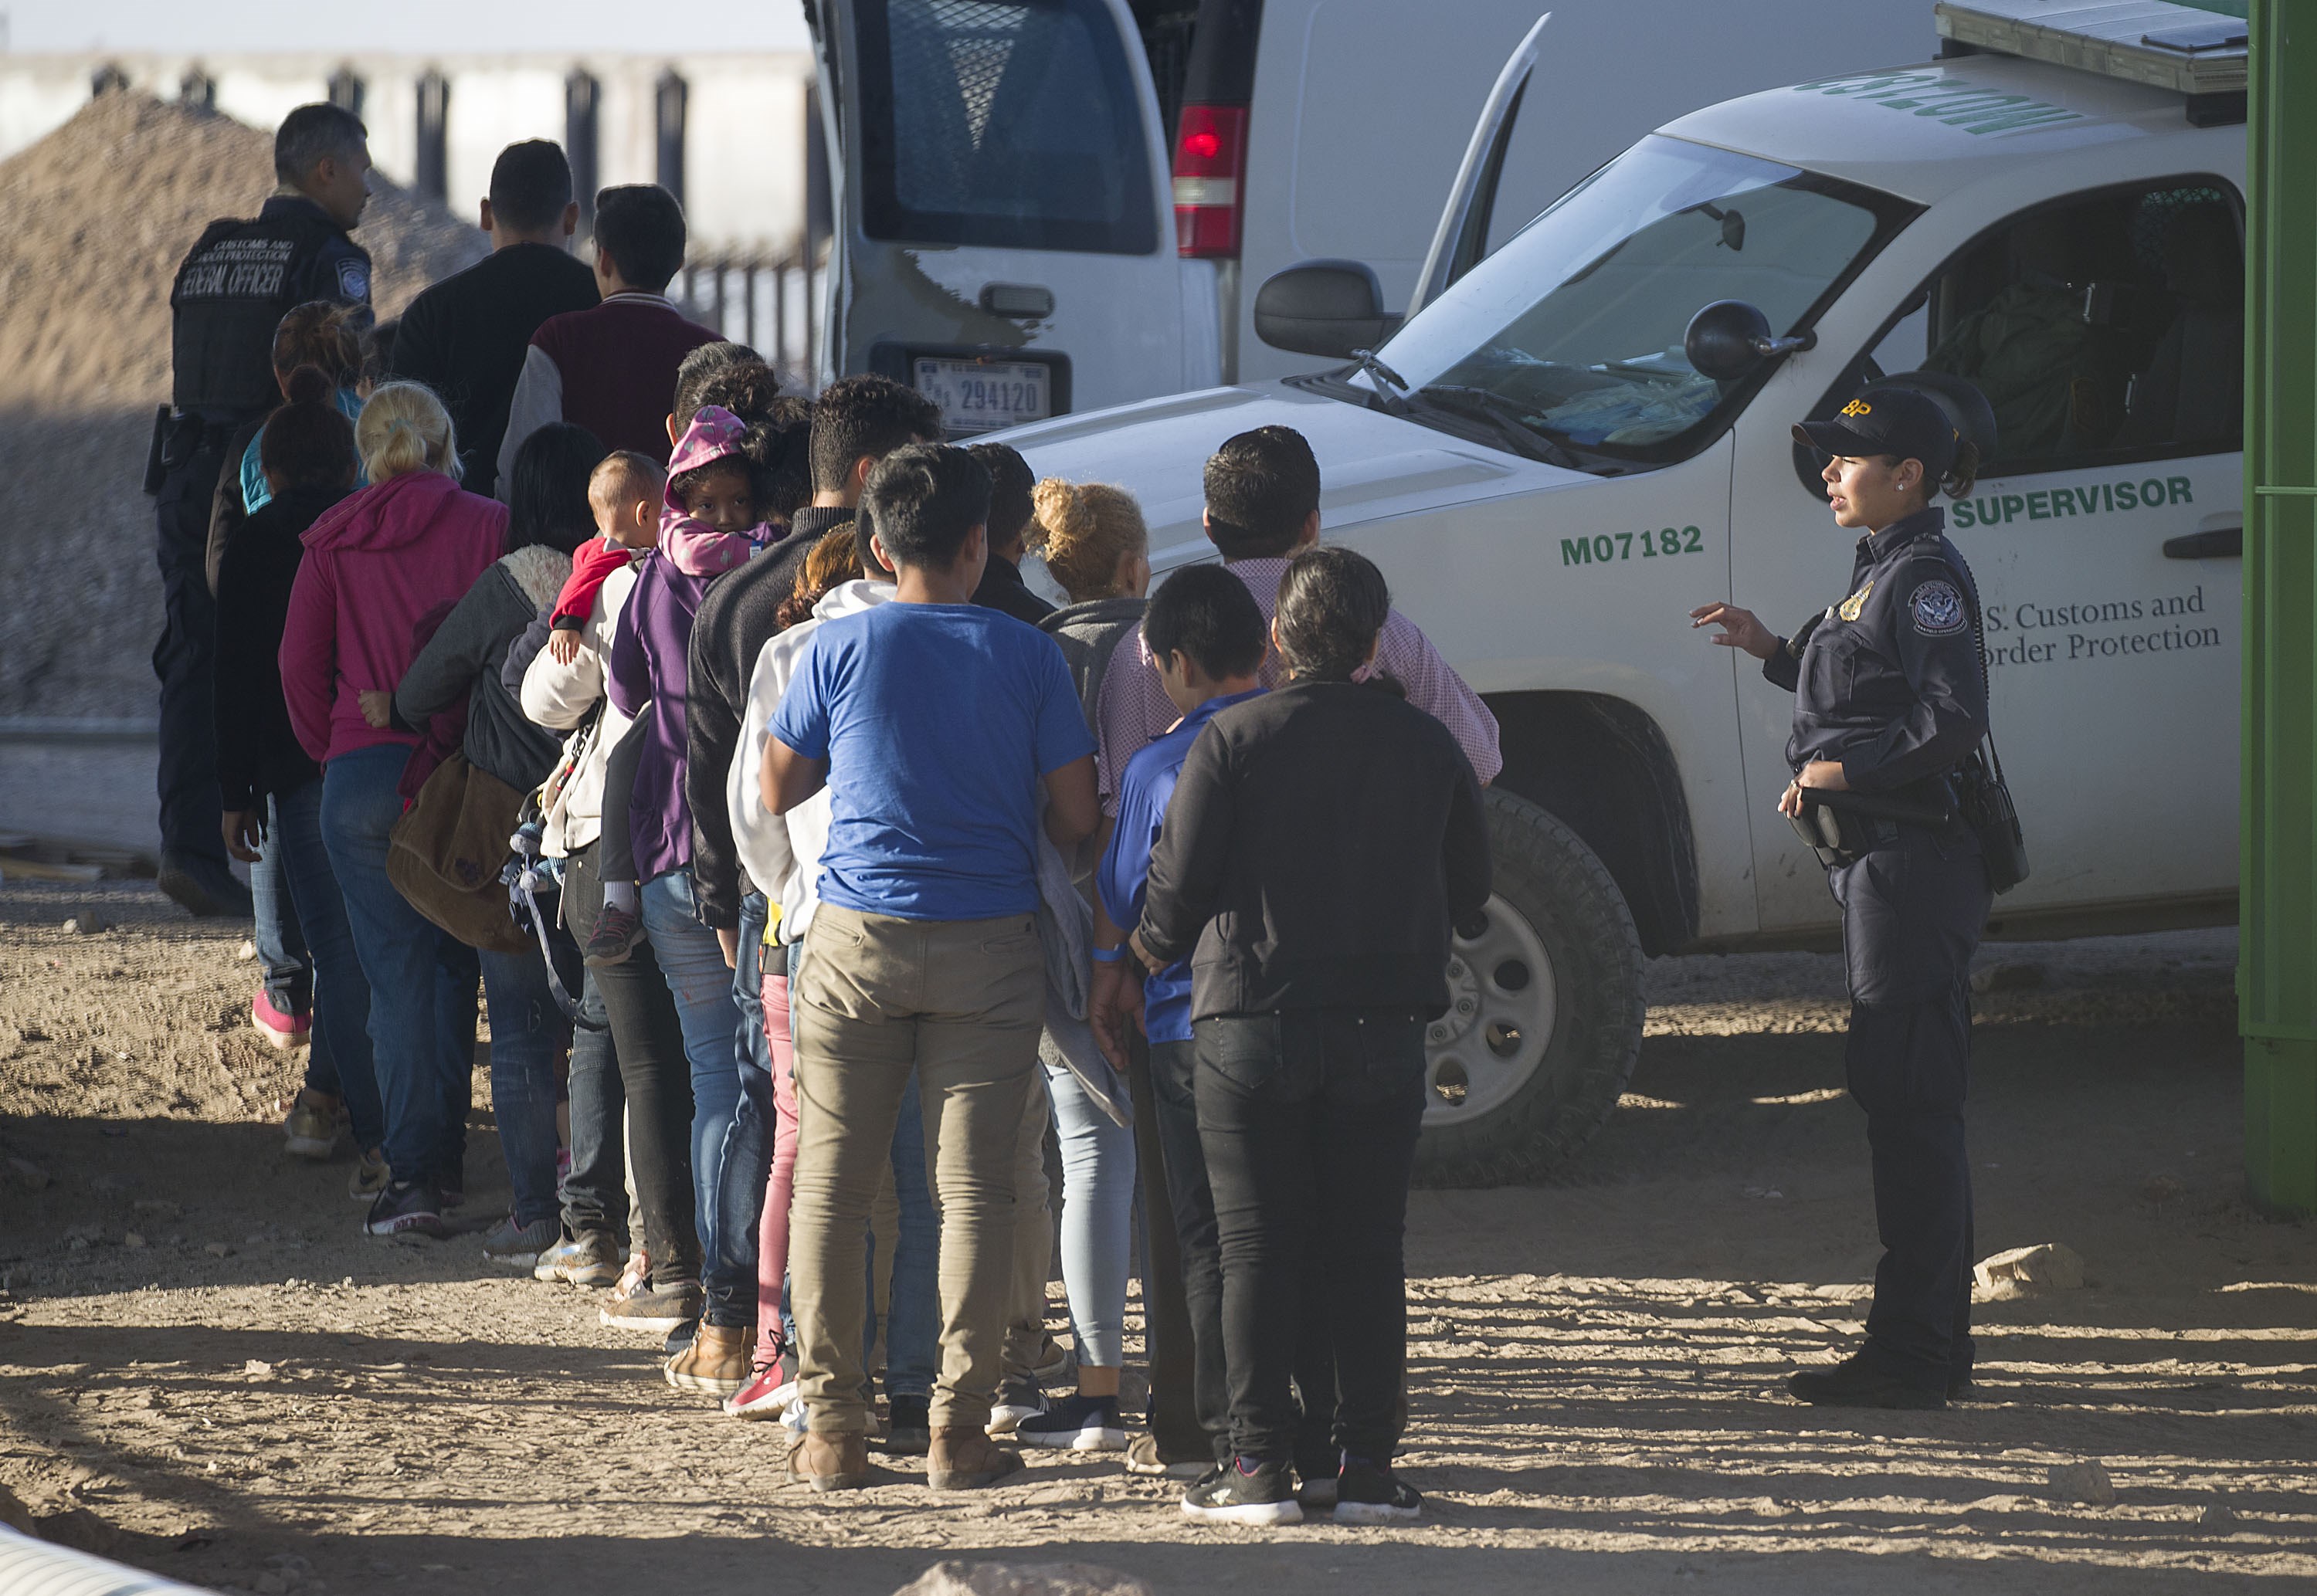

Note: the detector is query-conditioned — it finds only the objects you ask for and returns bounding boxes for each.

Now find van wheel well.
[1483,692,1698,956]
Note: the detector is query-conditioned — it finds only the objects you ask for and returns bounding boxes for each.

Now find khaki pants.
[1002,1071,1057,1377]
[791,903,1042,1433]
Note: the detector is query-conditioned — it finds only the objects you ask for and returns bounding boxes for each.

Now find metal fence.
[677,249,824,392]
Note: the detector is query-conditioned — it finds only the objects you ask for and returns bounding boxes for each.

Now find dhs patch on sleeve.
[1908,579,1967,637]
[336,258,371,303]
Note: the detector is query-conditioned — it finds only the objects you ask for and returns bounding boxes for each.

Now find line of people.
[204,128,1506,1531]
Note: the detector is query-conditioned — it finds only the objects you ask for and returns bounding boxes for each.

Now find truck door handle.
[2163,525,2241,560]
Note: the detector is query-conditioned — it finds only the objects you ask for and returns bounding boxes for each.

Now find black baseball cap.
[1793,385,1959,480]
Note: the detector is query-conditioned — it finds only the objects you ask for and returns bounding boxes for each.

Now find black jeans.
[1831,823,1991,1392]
[566,839,700,1283]
[705,892,773,1329]
[153,444,229,865]
[1145,1037,1227,1464]
[561,966,628,1249]
[1196,1008,1428,1466]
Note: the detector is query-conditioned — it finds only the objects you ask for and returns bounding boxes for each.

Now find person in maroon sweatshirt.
[494,184,717,493]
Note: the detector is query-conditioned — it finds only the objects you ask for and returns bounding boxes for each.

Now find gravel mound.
[0,91,488,717]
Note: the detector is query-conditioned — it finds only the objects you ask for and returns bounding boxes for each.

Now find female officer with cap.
[1691,385,1992,1409]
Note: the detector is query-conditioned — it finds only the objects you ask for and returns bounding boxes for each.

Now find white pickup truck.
[1006,0,2252,1181]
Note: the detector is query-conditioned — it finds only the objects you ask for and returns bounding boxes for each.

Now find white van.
[1002,0,2251,1181]
[801,0,1934,431]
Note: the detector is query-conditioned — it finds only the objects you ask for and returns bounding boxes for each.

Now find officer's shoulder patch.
[1908,579,1967,637]
[335,257,371,303]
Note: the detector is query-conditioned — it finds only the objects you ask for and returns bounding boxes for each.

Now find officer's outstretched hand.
[1689,601,1778,660]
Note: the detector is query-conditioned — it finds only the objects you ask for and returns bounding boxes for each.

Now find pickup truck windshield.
[858,0,1159,256]
[1362,136,1915,465]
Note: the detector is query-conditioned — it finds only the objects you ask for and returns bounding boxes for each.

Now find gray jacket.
[396,544,569,792]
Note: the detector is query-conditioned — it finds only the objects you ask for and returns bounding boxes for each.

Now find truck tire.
[1412,788,1645,1185]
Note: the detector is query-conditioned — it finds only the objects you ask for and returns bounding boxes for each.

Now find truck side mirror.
[1253,260,1403,359]
[1684,299,1816,381]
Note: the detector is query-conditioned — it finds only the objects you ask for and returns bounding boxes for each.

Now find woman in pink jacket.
[281,381,507,1239]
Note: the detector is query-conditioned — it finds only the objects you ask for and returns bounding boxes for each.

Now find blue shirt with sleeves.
[1097,687,1266,1043]
[770,601,1095,922]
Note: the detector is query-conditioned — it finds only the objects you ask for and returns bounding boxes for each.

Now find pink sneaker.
[252,988,312,1049]
[724,1365,799,1419]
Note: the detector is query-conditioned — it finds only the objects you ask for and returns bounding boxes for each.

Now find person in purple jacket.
[605,405,775,1350]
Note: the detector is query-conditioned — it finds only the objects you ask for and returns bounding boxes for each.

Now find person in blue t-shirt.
[761,442,1098,1493]
[1087,564,1269,1486]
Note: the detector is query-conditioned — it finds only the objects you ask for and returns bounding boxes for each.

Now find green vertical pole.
[2241,0,2317,1217]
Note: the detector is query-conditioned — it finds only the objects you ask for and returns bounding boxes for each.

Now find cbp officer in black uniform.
[154,102,374,916]
[1692,386,1993,1409]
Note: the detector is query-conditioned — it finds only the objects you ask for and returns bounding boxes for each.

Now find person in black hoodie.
[1134,546,1491,1530]
[213,364,385,1195]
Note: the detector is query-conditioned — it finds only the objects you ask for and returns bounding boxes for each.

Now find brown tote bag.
[387,751,530,954]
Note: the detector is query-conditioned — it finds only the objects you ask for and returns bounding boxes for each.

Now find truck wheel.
[1413,788,1645,1185]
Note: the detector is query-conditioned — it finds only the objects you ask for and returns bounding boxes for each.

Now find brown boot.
[928,1425,1023,1491]
[663,1322,755,1397]
[787,1430,870,1492]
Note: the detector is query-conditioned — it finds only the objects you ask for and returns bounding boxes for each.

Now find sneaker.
[599,1280,704,1336]
[726,1367,799,1420]
[1125,1432,1211,1479]
[254,990,313,1051]
[612,1252,650,1300]
[158,849,253,919]
[1181,1457,1302,1526]
[364,1181,446,1239]
[664,1321,699,1357]
[280,1088,341,1158]
[666,1323,755,1396]
[1787,1354,1947,1411]
[1017,1393,1126,1452]
[347,1147,390,1201]
[534,1232,623,1288]
[1297,1474,1339,1510]
[1332,1459,1421,1524]
[480,1214,558,1269]
[1027,1334,1074,1386]
[987,1374,1046,1435]
[582,903,643,967]
[884,1394,931,1455]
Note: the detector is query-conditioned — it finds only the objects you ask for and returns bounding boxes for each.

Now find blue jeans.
[1044,1059,1136,1368]
[707,893,775,1329]
[478,944,573,1228]
[641,868,743,1266]
[871,1068,940,1400]
[251,809,313,1018]
[321,744,475,1191]
[270,780,382,1151]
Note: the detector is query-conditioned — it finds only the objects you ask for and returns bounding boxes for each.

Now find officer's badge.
[1909,579,1967,637]
[336,259,371,302]
[1837,580,1873,622]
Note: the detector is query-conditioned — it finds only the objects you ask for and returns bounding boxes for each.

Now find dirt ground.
[1,878,2311,1595]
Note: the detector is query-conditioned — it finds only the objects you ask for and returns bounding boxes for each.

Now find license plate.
[912,357,1050,435]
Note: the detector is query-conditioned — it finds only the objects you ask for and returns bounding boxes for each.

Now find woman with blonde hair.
[1006,473,1152,1456]
[281,380,510,1240]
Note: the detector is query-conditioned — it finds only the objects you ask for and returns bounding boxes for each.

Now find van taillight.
[1172,103,1248,258]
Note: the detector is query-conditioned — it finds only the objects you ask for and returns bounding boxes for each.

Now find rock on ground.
[894,1562,1153,1596]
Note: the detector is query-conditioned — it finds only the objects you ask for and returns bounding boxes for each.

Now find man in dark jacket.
[156,101,374,917]
[1134,547,1490,1530]
[388,141,599,497]
[680,375,939,1369]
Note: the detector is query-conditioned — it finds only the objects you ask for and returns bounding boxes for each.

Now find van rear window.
[857,0,1159,256]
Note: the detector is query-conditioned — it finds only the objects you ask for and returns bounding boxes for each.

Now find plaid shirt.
[1095,554,1502,813]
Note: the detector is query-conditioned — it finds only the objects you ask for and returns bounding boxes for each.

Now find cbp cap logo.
[1839,398,1874,418]
[1909,580,1966,637]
